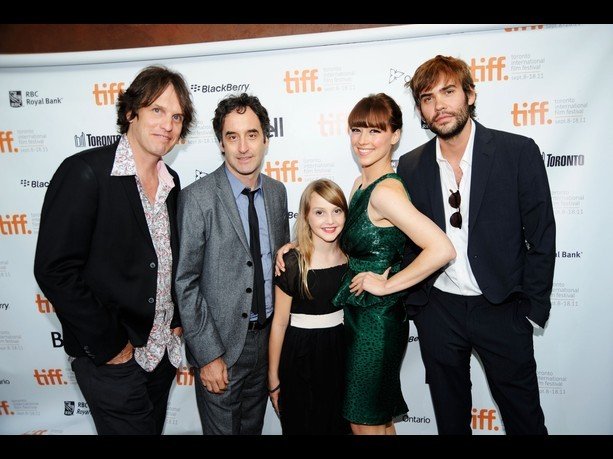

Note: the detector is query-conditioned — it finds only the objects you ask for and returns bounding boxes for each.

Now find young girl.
[268,179,350,435]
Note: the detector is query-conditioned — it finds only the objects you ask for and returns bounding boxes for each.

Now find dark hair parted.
[348,93,403,132]
[116,65,195,139]
[406,55,477,119]
[212,93,271,142]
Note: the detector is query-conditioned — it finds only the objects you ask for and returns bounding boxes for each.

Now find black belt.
[247,315,272,331]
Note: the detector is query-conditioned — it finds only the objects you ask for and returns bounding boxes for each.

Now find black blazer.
[34,142,181,365]
[397,121,555,327]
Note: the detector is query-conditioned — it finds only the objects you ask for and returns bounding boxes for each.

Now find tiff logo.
[511,101,551,126]
[92,82,125,106]
[318,113,346,136]
[0,214,31,235]
[470,57,507,82]
[176,366,195,386]
[284,69,321,94]
[0,400,14,415]
[34,369,67,385]
[471,408,500,431]
[0,131,17,153]
[264,160,301,183]
[504,25,544,32]
[36,293,54,313]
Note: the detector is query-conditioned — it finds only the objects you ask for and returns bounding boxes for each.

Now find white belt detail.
[290,310,344,329]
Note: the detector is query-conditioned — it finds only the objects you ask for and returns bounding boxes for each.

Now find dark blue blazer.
[34,142,181,365]
[397,121,555,327]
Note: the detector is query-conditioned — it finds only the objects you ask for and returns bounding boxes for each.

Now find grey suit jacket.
[175,164,290,369]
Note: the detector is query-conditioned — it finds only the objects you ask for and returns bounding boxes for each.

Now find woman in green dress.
[332,93,455,434]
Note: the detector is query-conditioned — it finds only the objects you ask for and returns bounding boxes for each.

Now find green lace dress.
[332,173,410,425]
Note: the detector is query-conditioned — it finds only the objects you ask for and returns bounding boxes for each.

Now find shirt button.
[148,298,155,304]
[246,288,252,293]
[247,261,253,267]
[150,262,156,269]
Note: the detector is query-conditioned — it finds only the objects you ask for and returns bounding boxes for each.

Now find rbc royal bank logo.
[64,401,75,415]
[9,91,22,108]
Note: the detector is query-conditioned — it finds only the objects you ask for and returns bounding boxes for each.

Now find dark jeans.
[71,352,176,435]
[413,288,547,435]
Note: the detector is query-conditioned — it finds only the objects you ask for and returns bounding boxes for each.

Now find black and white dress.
[275,249,350,435]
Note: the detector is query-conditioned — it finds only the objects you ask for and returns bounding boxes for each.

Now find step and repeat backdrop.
[1,24,611,434]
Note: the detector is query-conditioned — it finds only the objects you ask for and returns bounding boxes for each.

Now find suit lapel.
[423,140,446,231]
[214,165,251,253]
[469,122,495,230]
[118,175,154,250]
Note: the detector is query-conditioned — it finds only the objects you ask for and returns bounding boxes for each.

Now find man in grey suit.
[175,93,290,435]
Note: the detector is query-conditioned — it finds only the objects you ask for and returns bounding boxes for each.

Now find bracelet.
[268,383,280,393]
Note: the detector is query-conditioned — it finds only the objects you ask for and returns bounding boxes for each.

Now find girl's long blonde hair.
[294,179,348,299]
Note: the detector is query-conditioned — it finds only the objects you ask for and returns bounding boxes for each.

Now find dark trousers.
[194,326,270,435]
[413,287,547,435]
[71,352,176,435]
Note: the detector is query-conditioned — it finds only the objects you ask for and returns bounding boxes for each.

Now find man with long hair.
[34,65,195,434]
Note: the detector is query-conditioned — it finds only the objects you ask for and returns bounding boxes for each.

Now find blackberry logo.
[190,83,250,94]
[9,91,22,108]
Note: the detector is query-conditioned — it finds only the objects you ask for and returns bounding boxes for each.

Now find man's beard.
[425,104,471,140]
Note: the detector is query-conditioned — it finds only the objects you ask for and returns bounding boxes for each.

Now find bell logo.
[0,400,14,415]
[511,101,552,126]
[471,408,500,431]
[318,113,347,136]
[269,117,284,138]
[264,160,301,183]
[0,214,31,235]
[470,57,507,82]
[284,69,322,94]
[51,332,63,348]
[504,25,544,32]
[35,293,54,313]
[33,369,67,385]
[176,366,194,386]
[92,82,125,106]
[0,131,17,153]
